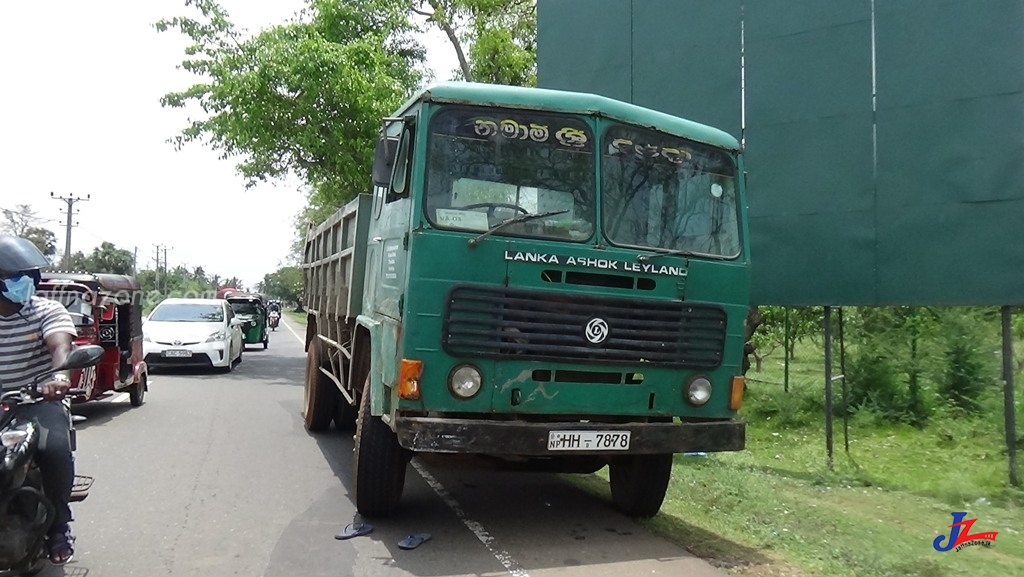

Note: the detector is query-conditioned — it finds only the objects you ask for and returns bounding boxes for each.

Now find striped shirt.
[0,296,78,391]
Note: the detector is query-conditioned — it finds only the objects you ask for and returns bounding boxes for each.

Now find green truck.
[300,82,750,518]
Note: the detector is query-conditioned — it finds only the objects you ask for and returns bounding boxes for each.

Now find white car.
[143,298,244,372]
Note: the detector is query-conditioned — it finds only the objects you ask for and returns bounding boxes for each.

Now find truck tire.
[608,453,674,518]
[334,394,358,431]
[302,343,336,431]
[353,378,409,517]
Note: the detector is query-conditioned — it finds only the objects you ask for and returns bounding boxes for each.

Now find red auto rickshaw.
[37,272,148,406]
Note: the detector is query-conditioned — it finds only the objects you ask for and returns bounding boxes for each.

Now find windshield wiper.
[636,248,697,263]
[467,210,570,248]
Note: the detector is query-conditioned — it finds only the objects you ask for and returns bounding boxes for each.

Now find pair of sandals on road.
[335,522,431,550]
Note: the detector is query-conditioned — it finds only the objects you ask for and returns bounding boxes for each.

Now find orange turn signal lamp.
[729,375,745,410]
[398,359,423,400]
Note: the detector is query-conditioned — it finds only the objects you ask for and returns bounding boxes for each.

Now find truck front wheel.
[353,378,410,517]
[608,453,674,518]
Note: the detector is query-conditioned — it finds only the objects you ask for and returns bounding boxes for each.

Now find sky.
[0,0,460,290]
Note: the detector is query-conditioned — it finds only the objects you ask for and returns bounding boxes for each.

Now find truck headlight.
[448,365,482,399]
[685,376,712,406]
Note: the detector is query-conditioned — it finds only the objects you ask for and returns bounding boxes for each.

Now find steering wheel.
[459,202,529,219]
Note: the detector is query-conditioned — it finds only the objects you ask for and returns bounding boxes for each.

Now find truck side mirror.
[390,123,415,197]
[372,135,399,188]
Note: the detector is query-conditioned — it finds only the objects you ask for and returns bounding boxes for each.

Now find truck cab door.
[367,116,416,323]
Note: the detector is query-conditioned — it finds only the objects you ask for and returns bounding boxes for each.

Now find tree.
[262,266,304,309]
[413,0,537,86]
[155,0,428,217]
[81,242,135,275]
[22,227,57,258]
[1,205,58,258]
[2,204,41,236]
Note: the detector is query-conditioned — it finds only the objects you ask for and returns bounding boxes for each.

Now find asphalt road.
[41,316,729,577]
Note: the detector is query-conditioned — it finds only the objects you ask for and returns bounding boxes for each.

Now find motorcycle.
[268,310,280,331]
[0,345,101,576]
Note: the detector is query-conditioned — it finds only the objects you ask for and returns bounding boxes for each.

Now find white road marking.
[412,459,530,577]
[288,312,528,575]
[282,315,306,345]
[108,392,130,404]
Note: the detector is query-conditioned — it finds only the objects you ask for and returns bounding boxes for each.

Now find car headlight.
[206,331,226,342]
[143,335,151,342]
[685,376,713,406]
[448,365,482,399]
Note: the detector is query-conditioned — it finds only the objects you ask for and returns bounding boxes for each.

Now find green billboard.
[537,0,1024,306]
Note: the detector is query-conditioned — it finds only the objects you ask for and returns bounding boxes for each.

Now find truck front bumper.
[394,416,745,455]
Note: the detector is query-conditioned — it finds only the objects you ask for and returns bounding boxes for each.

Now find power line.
[50,192,90,268]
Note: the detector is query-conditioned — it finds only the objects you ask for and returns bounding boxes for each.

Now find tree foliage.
[413,0,536,86]
[155,0,428,217]
[2,205,58,258]
[61,242,136,275]
[258,266,304,309]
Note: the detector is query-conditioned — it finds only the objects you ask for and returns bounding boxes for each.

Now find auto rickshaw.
[37,272,149,406]
[225,292,269,349]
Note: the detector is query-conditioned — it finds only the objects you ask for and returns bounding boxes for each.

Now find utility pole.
[163,246,173,293]
[153,244,163,292]
[51,192,90,269]
[133,246,138,275]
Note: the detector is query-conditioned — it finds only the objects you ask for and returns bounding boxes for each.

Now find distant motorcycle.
[268,311,280,331]
[0,345,101,576]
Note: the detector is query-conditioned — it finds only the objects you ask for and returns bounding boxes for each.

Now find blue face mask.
[1,275,36,304]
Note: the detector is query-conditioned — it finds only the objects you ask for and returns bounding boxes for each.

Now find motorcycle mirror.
[58,345,105,371]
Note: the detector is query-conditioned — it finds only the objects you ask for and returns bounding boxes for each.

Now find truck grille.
[441,285,727,368]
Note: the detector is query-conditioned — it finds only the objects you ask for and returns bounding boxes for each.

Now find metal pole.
[51,192,89,269]
[1002,306,1019,487]
[838,307,849,453]
[823,306,834,470]
[784,307,790,393]
[153,244,162,292]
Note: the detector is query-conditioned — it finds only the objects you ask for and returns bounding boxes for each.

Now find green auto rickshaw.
[226,293,269,349]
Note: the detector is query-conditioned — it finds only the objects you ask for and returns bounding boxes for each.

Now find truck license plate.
[547,431,631,451]
[163,349,192,358]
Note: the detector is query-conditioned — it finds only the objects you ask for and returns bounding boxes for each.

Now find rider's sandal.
[47,530,75,565]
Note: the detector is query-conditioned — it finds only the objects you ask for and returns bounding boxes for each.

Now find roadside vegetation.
[575,305,1024,577]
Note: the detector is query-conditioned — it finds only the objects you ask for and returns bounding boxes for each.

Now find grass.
[286,311,307,326]
[568,350,1024,577]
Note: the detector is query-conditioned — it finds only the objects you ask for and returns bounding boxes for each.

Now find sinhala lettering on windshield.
[467,118,590,150]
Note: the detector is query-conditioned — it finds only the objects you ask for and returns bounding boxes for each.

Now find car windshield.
[149,303,224,322]
[230,302,260,316]
[601,123,742,258]
[424,105,595,242]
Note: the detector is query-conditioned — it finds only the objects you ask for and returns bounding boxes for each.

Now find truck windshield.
[425,106,595,242]
[601,123,741,258]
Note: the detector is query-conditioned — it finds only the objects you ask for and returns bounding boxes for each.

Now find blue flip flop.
[335,522,374,540]
[397,533,432,550]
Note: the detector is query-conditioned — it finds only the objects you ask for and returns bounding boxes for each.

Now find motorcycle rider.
[0,236,79,565]
[267,301,280,326]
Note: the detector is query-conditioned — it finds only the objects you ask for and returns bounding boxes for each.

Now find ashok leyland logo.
[933,512,998,552]
[584,318,609,344]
